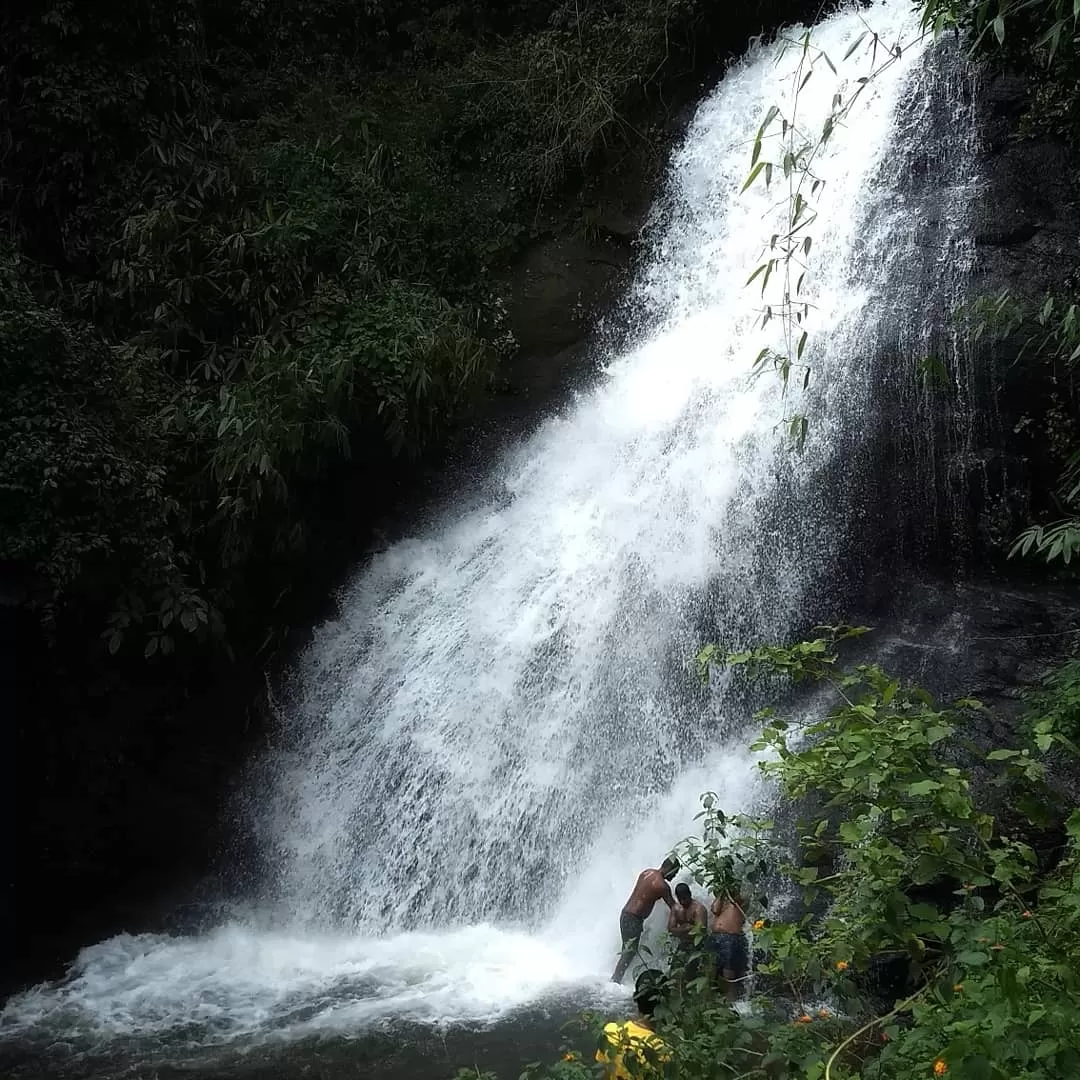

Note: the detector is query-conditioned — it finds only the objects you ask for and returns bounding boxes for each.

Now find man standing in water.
[707,885,749,1000]
[668,882,708,975]
[611,856,680,983]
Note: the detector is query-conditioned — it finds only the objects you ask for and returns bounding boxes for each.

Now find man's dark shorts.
[619,910,645,952]
[706,931,749,977]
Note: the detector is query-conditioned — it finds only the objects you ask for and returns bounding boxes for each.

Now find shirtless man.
[707,886,748,1000]
[668,882,708,979]
[667,883,707,949]
[611,856,680,984]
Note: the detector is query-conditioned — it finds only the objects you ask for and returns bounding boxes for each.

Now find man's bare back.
[623,868,675,919]
[612,857,680,983]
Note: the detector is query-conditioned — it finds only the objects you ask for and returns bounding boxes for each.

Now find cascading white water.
[0,1,980,1067]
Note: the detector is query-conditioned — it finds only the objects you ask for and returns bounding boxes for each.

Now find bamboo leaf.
[746,263,769,287]
[843,31,868,60]
[761,260,775,295]
[741,160,767,193]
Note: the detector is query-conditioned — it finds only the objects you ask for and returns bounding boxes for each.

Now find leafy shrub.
[0,247,206,650]
[1025,658,1080,753]
[467,630,1080,1079]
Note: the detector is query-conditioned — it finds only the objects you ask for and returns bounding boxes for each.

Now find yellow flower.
[835,960,849,971]
[934,1060,948,1076]
[563,1052,578,1061]
[952,983,963,993]
[753,919,765,931]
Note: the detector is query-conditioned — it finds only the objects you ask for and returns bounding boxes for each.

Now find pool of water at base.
[0,991,600,1080]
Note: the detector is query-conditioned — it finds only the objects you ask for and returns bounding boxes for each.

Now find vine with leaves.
[739,17,929,449]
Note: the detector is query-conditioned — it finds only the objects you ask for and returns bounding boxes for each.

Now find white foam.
[0,925,609,1048]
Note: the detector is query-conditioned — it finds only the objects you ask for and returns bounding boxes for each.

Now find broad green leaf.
[907,779,941,795]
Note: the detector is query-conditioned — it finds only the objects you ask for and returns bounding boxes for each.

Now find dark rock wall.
[963,71,1080,563]
[847,63,1080,589]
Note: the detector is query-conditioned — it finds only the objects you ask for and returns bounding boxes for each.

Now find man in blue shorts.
[707,886,748,1001]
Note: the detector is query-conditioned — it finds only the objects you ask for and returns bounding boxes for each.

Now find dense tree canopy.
[1,0,831,665]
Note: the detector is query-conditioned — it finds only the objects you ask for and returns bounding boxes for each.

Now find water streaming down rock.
[248,0,977,934]
[0,2,981,1068]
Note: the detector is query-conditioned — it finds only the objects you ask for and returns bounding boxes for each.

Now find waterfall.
[0,1,979,1068]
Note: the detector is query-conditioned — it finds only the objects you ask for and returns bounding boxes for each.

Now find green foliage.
[0,246,219,651]
[1024,657,1080,752]
[965,291,1080,365]
[921,0,1080,64]
[1,0,736,660]
[480,630,1080,1079]
[1010,518,1080,562]
[454,0,707,203]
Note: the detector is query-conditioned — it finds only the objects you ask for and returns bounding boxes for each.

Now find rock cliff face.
[847,63,1080,591]
[481,147,661,418]
[962,70,1080,560]
[972,75,1080,298]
